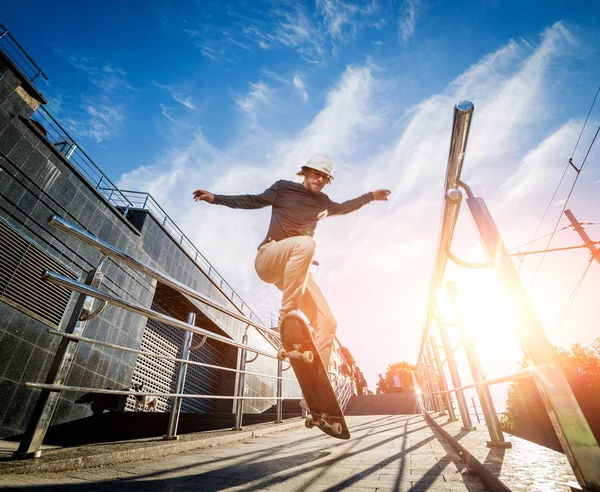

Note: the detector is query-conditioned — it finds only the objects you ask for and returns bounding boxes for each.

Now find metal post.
[565,209,600,265]
[426,344,446,415]
[164,312,195,440]
[472,397,481,424]
[430,334,455,421]
[423,351,441,412]
[275,359,283,423]
[420,366,434,412]
[447,281,510,448]
[437,314,474,430]
[15,261,106,458]
[466,195,600,486]
[233,334,248,430]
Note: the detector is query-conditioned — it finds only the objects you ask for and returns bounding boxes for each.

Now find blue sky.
[3,0,600,390]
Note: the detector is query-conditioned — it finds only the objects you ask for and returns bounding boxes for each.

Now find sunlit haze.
[4,1,599,391]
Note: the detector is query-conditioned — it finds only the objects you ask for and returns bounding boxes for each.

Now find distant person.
[354,366,367,396]
[376,373,388,395]
[193,155,390,412]
[392,373,403,393]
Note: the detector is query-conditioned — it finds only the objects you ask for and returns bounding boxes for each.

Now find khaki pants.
[255,236,337,367]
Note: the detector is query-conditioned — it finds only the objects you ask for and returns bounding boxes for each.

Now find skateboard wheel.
[302,350,314,363]
[277,349,286,361]
[305,418,315,429]
[332,422,343,436]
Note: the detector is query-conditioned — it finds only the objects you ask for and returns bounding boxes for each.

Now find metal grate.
[127,301,223,413]
[0,219,75,327]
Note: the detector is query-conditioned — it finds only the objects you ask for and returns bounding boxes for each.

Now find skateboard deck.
[279,311,350,440]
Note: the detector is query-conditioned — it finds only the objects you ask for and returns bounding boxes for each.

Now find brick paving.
[0,415,490,491]
[430,413,578,492]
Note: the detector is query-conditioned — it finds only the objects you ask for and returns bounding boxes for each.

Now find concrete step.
[345,393,417,415]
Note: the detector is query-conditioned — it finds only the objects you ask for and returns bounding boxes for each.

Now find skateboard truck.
[305,414,343,436]
[277,346,314,364]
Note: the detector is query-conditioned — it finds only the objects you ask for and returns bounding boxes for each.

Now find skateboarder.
[192,154,390,372]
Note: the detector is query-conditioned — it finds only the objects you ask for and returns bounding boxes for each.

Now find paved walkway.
[0,415,489,491]
[429,414,577,492]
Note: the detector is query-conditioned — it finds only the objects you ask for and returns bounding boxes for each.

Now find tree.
[383,361,416,393]
[500,339,600,451]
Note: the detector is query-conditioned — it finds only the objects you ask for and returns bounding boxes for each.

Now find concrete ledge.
[0,418,305,475]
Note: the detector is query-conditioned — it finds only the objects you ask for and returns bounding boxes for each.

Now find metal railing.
[29,106,133,212]
[415,101,600,491]
[26,108,265,334]
[0,22,47,83]
[117,190,266,327]
[14,214,301,459]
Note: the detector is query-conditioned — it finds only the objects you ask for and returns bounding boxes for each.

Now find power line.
[530,124,600,284]
[509,225,572,252]
[552,259,594,334]
[525,86,600,280]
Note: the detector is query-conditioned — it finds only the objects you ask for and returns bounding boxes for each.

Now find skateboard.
[278,311,350,440]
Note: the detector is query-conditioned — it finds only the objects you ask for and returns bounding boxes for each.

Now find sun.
[438,271,524,376]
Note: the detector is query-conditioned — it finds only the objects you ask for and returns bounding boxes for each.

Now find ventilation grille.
[127,301,223,413]
[0,220,76,327]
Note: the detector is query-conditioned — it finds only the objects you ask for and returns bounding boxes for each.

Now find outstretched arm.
[193,181,280,209]
[328,189,391,216]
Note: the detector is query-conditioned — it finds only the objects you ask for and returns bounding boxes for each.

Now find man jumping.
[193,154,390,372]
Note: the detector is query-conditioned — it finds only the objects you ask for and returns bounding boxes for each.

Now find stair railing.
[415,101,600,490]
[14,215,301,459]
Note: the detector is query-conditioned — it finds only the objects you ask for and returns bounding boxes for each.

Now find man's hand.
[192,189,215,203]
[372,189,391,201]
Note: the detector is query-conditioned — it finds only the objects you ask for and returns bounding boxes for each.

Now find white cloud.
[293,73,309,102]
[153,81,197,109]
[235,81,273,120]
[118,22,587,387]
[398,0,421,43]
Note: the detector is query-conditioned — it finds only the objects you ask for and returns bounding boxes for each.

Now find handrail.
[116,190,267,328]
[30,108,133,212]
[416,101,600,489]
[418,102,473,364]
[17,216,300,458]
[24,384,298,401]
[43,270,278,359]
[47,215,278,340]
[47,330,297,382]
[0,22,48,82]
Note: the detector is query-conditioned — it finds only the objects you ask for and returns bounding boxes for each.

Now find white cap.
[298,154,334,179]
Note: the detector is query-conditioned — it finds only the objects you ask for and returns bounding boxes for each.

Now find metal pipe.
[234,334,249,430]
[445,101,474,193]
[430,334,455,421]
[436,312,473,430]
[47,215,276,340]
[45,331,297,382]
[447,282,509,447]
[15,265,105,459]
[425,344,445,415]
[23,383,299,400]
[467,195,600,486]
[43,270,278,360]
[275,360,283,423]
[434,366,541,393]
[165,313,195,440]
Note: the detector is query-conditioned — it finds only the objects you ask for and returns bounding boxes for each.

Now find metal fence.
[14,214,299,459]
[0,22,47,83]
[117,190,266,328]
[413,101,600,491]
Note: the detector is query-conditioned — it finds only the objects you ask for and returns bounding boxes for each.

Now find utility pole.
[564,210,600,265]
